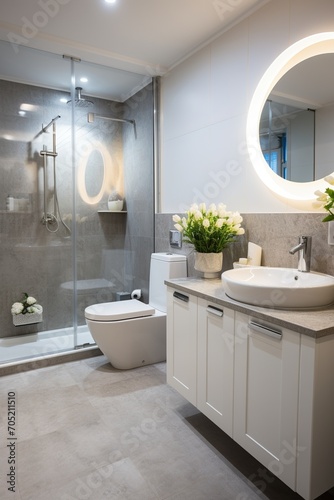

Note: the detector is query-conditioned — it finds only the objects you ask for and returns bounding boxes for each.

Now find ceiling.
[0,0,269,101]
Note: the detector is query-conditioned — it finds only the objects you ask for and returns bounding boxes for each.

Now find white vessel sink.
[221,267,334,309]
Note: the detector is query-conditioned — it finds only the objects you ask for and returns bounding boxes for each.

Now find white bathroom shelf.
[97,210,127,213]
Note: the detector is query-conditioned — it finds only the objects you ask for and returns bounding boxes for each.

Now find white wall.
[161,0,334,213]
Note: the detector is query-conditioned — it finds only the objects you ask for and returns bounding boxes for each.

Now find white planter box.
[12,305,43,326]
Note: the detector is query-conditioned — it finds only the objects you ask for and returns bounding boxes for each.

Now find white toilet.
[84,252,187,369]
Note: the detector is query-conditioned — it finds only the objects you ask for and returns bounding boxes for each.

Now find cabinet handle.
[206,305,224,317]
[249,321,282,340]
[173,291,189,303]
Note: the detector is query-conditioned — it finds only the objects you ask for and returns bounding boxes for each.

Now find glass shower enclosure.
[0,40,155,365]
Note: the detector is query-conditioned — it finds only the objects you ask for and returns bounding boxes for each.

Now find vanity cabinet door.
[197,298,234,437]
[297,334,334,500]
[166,287,198,405]
[233,311,300,491]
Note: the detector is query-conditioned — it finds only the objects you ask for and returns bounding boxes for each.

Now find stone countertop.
[165,277,334,339]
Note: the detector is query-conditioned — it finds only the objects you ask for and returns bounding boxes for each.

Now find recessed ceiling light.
[80,77,88,83]
[105,0,116,4]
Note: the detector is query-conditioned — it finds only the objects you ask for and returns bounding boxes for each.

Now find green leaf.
[322,214,334,222]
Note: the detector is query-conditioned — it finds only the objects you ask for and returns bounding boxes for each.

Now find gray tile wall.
[0,80,155,338]
[123,83,155,304]
[155,212,334,276]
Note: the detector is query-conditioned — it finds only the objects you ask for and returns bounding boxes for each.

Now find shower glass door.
[70,57,156,348]
[70,59,135,348]
[0,41,77,363]
[0,39,155,364]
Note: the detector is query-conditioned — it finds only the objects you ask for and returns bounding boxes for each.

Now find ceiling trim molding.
[167,0,272,73]
[0,21,167,76]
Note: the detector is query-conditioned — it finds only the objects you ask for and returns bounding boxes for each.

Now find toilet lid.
[84,299,155,321]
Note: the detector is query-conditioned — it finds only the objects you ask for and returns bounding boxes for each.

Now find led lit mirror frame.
[247,32,334,208]
[77,140,113,205]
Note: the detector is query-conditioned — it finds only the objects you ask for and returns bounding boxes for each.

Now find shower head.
[67,87,94,108]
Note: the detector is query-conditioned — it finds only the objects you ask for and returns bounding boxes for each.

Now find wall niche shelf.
[97,210,127,213]
[0,210,32,214]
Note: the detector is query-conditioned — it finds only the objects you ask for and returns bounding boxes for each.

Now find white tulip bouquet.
[173,203,244,253]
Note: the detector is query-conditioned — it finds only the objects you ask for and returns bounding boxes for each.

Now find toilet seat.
[85,299,155,321]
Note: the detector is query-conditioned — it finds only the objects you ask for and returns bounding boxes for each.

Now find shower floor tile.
[0,325,94,365]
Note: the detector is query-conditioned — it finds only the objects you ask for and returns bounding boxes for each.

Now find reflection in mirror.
[247,33,334,206]
[260,100,315,182]
[259,53,334,183]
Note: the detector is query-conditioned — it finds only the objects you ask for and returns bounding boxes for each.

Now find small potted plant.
[314,175,334,221]
[11,293,43,326]
[108,190,124,211]
[173,202,244,277]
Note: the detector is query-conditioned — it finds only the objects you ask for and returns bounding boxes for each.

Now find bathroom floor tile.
[0,361,78,392]
[1,355,334,500]
[15,386,102,441]
[65,354,134,387]
[16,421,121,497]
[23,457,158,500]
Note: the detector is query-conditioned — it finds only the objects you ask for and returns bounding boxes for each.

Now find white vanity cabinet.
[233,311,300,491]
[197,298,234,437]
[233,312,334,499]
[166,282,334,500]
[296,332,334,500]
[166,287,198,405]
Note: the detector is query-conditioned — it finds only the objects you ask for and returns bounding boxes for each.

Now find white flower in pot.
[108,191,124,211]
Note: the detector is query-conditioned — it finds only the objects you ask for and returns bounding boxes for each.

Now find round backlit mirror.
[247,32,334,207]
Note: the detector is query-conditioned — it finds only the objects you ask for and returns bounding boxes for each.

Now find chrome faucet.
[289,236,312,272]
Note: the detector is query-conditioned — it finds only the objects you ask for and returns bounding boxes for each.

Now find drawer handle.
[173,291,189,303]
[249,321,282,340]
[206,305,224,317]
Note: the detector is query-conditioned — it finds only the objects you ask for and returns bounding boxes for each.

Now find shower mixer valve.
[41,213,58,225]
